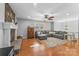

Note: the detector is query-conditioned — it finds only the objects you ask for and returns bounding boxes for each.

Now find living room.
[0,3,79,56]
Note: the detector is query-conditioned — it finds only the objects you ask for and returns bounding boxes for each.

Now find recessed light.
[27,16,31,19]
[66,13,70,16]
[33,3,37,6]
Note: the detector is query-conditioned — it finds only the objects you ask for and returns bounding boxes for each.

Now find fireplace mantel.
[3,22,17,29]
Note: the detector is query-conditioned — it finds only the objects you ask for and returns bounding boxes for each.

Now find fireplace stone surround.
[2,22,17,48]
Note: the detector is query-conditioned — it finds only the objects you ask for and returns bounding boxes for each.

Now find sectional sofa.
[35,31,67,40]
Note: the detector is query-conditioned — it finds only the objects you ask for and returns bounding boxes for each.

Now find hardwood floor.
[16,38,79,56]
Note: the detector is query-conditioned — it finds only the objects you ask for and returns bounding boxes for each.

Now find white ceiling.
[9,3,79,22]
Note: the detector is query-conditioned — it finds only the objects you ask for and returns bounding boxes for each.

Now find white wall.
[54,22,64,31]
[17,19,51,38]
[0,23,3,48]
[0,3,4,48]
[54,17,79,38]
[0,3,5,22]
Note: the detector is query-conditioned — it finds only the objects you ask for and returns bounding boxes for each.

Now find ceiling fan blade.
[48,18,53,20]
[48,16,54,20]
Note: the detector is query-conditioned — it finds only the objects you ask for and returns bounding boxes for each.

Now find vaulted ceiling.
[9,3,79,22]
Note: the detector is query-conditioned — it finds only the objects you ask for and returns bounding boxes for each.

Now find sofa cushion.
[49,32,55,34]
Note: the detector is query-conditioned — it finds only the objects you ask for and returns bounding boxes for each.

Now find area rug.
[42,37,67,48]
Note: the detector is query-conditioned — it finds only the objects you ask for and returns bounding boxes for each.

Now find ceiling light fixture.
[33,3,37,6]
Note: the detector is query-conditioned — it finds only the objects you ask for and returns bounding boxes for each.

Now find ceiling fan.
[44,14,54,20]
